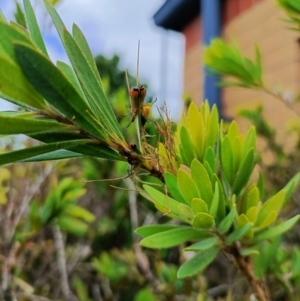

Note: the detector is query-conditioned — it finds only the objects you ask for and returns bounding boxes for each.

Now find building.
[154,0,300,141]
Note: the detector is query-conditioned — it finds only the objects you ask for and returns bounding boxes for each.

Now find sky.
[0,0,185,119]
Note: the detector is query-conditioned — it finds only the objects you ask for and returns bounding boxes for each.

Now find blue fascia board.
[153,0,200,32]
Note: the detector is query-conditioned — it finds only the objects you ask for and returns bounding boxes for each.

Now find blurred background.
[0,0,185,118]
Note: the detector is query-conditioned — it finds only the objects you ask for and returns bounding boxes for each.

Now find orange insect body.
[129,85,147,123]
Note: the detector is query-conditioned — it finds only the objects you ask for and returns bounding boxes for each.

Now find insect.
[127,84,147,126]
[125,41,155,132]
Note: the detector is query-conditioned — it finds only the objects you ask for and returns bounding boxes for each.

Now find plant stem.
[230,243,269,301]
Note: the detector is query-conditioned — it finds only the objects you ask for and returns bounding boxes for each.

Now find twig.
[53,225,77,301]
[230,243,269,301]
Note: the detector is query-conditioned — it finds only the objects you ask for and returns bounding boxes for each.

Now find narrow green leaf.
[244,184,260,213]
[29,131,123,161]
[256,211,277,230]
[179,126,196,166]
[0,54,46,109]
[283,171,300,204]
[135,224,186,238]
[177,169,201,205]
[143,185,190,222]
[56,215,88,236]
[209,182,219,217]
[23,0,48,56]
[57,61,85,98]
[178,204,195,220]
[0,21,31,61]
[242,126,256,157]
[72,24,100,82]
[226,222,253,244]
[237,214,253,238]
[164,172,187,204]
[211,175,226,221]
[187,102,204,160]
[257,171,264,199]
[191,159,213,207]
[0,111,70,134]
[192,212,215,229]
[14,2,26,27]
[232,148,255,195]
[0,139,94,165]
[218,206,235,233]
[256,190,285,226]
[43,0,65,41]
[64,204,95,222]
[185,237,219,251]
[191,198,208,214]
[220,136,234,185]
[203,147,217,173]
[63,29,124,142]
[252,215,300,243]
[20,149,83,162]
[177,247,219,278]
[14,42,105,138]
[245,206,258,224]
[140,227,209,249]
[205,105,219,149]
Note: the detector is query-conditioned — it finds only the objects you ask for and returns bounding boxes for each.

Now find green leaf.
[29,131,123,161]
[20,149,83,162]
[203,147,217,173]
[57,61,85,98]
[179,126,196,166]
[0,21,31,61]
[187,102,204,160]
[64,204,95,222]
[185,237,219,251]
[56,215,88,236]
[218,206,235,233]
[211,175,226,221]
[62,29,124,142]
[209,182,219,217]
[43,0,65,41]
[72,24,100,83]
[191,159,213,207]
[23,0,48,56]
[143,185,190,222]
[140,227,209,249]
[14,42,106,138]
[0,111,70,135]
[178,204,195,220]
[256,190,285,226]
[244,185,260,213]
[177,169,200,205]
[191,198,208,214]
[0,54,46,110]
[226,222,253,244]
[256,211,277,230]
[245,206,258,224]
[232,148,255,195]
[135,224,186,238]
[14,2,26,27]
[237,214,253,238]
[164,172,187,204]
[177,247,219,278]
[283,171,300,204]
[205,105,219,149]
[0,139,94,165]
[220,136,234,185]
[242,126,256,157]
[192,212,215,229]
[252,215,300,243]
